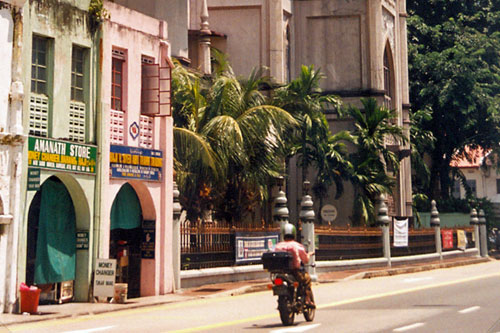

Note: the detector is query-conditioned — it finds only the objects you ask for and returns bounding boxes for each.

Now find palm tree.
[274,65,345,197]
[345,98,407,225]
[172,56,298,224]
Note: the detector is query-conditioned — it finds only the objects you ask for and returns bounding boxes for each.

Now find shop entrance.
[26,176,76,303]
[110,183,142,298]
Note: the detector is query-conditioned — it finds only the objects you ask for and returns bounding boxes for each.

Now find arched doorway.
[109,183,142,298]
[26,176,76,301]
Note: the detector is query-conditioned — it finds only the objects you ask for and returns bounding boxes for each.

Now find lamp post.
[478,209,488,257]
[430,200,442,260]
[377,194,391,267]
[299,180,317,281]
[470,208,480,254]
[273,176,289,241]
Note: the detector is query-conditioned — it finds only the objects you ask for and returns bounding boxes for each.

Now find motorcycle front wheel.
[278,295,295,326]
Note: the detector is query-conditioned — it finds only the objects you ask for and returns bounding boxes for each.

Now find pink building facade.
[98,2,174,297]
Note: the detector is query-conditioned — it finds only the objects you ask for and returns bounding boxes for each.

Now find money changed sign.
[28,137,97,174]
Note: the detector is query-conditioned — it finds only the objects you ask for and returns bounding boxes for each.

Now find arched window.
[383,44,395,111]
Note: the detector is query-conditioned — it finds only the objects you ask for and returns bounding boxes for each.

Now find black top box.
[261,251,293,272]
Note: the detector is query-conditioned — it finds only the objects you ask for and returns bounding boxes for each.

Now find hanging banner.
[393,219,408,247]
[457,229,467,250]
[235,232,280,264]
[28,136,97,174]
[441,229,454,249]
[110,145,163,181]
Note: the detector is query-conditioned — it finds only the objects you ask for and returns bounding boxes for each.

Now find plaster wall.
[100,2,174,295]
[111,0,188,59]
[458,168,500,203]
[190,0,291,81]
[0,7,13,132]
[21,0,95,143]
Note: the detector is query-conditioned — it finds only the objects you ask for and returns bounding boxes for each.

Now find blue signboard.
[235,232,280,264]
[110,145,163,181]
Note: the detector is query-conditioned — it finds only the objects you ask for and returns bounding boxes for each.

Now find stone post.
[478,209,488,257]
[299,181,317,281]
[430,200,442,260]
[273,176,289,241]
[172,181,182,290]
[470,208,480,254]
[377,194,391,267]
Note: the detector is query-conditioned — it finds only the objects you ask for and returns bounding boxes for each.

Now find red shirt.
[275,240,309,269]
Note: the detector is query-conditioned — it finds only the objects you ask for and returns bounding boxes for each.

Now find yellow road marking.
[9,272,500,332]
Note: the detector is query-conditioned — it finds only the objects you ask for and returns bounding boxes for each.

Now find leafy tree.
[344,98,406,225]
[408,0,500,199]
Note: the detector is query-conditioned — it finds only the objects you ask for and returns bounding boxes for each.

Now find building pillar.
[198,0,211,75]
[377,194,391,267]
[172,181,182,291]
[430,200,442,260]
[299,181,316,281]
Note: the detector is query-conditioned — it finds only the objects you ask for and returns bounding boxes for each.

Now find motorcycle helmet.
[283,223,296,240]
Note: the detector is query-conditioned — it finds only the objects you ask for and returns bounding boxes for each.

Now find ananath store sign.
[28,137,96,174]
[110,145,163,181]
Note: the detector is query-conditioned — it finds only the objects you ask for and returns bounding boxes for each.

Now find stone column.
[478,209,488,257]
[430,200,442,260]
[172,181,182,290]
[273,177,289,241]
[377,194,391,267]
[299,181,317,281]
[470,208,480,254]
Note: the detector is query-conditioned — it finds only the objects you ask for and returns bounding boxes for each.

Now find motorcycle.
[261,251,315,326]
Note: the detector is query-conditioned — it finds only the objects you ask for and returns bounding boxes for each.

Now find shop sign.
[27,168,41,191]
[93,259,116,297]
[110,145,163,181]
[28,136,97,174]
[141,220,155,259]
[235,232,280,264]
[441,229,454,249]
[76,231,89,250]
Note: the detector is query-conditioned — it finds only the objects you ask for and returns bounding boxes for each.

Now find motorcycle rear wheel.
[303,305,315,321]
[278,295,295,326]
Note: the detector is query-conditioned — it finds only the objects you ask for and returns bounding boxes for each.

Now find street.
[6,260,500,333]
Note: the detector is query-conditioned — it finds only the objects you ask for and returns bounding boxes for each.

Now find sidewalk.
[0,255,491,328]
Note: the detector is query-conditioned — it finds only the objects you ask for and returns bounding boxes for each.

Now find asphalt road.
[7,260,500,333]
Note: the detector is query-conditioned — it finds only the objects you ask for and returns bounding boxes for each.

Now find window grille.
[110,109,124,144]
[139,115,153,148]
[29,94,49,137]
[69,101,86,142]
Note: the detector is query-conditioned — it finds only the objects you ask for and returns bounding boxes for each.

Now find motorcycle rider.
[274,223,315,308]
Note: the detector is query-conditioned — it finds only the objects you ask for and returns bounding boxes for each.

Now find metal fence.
[181,220,475,269]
